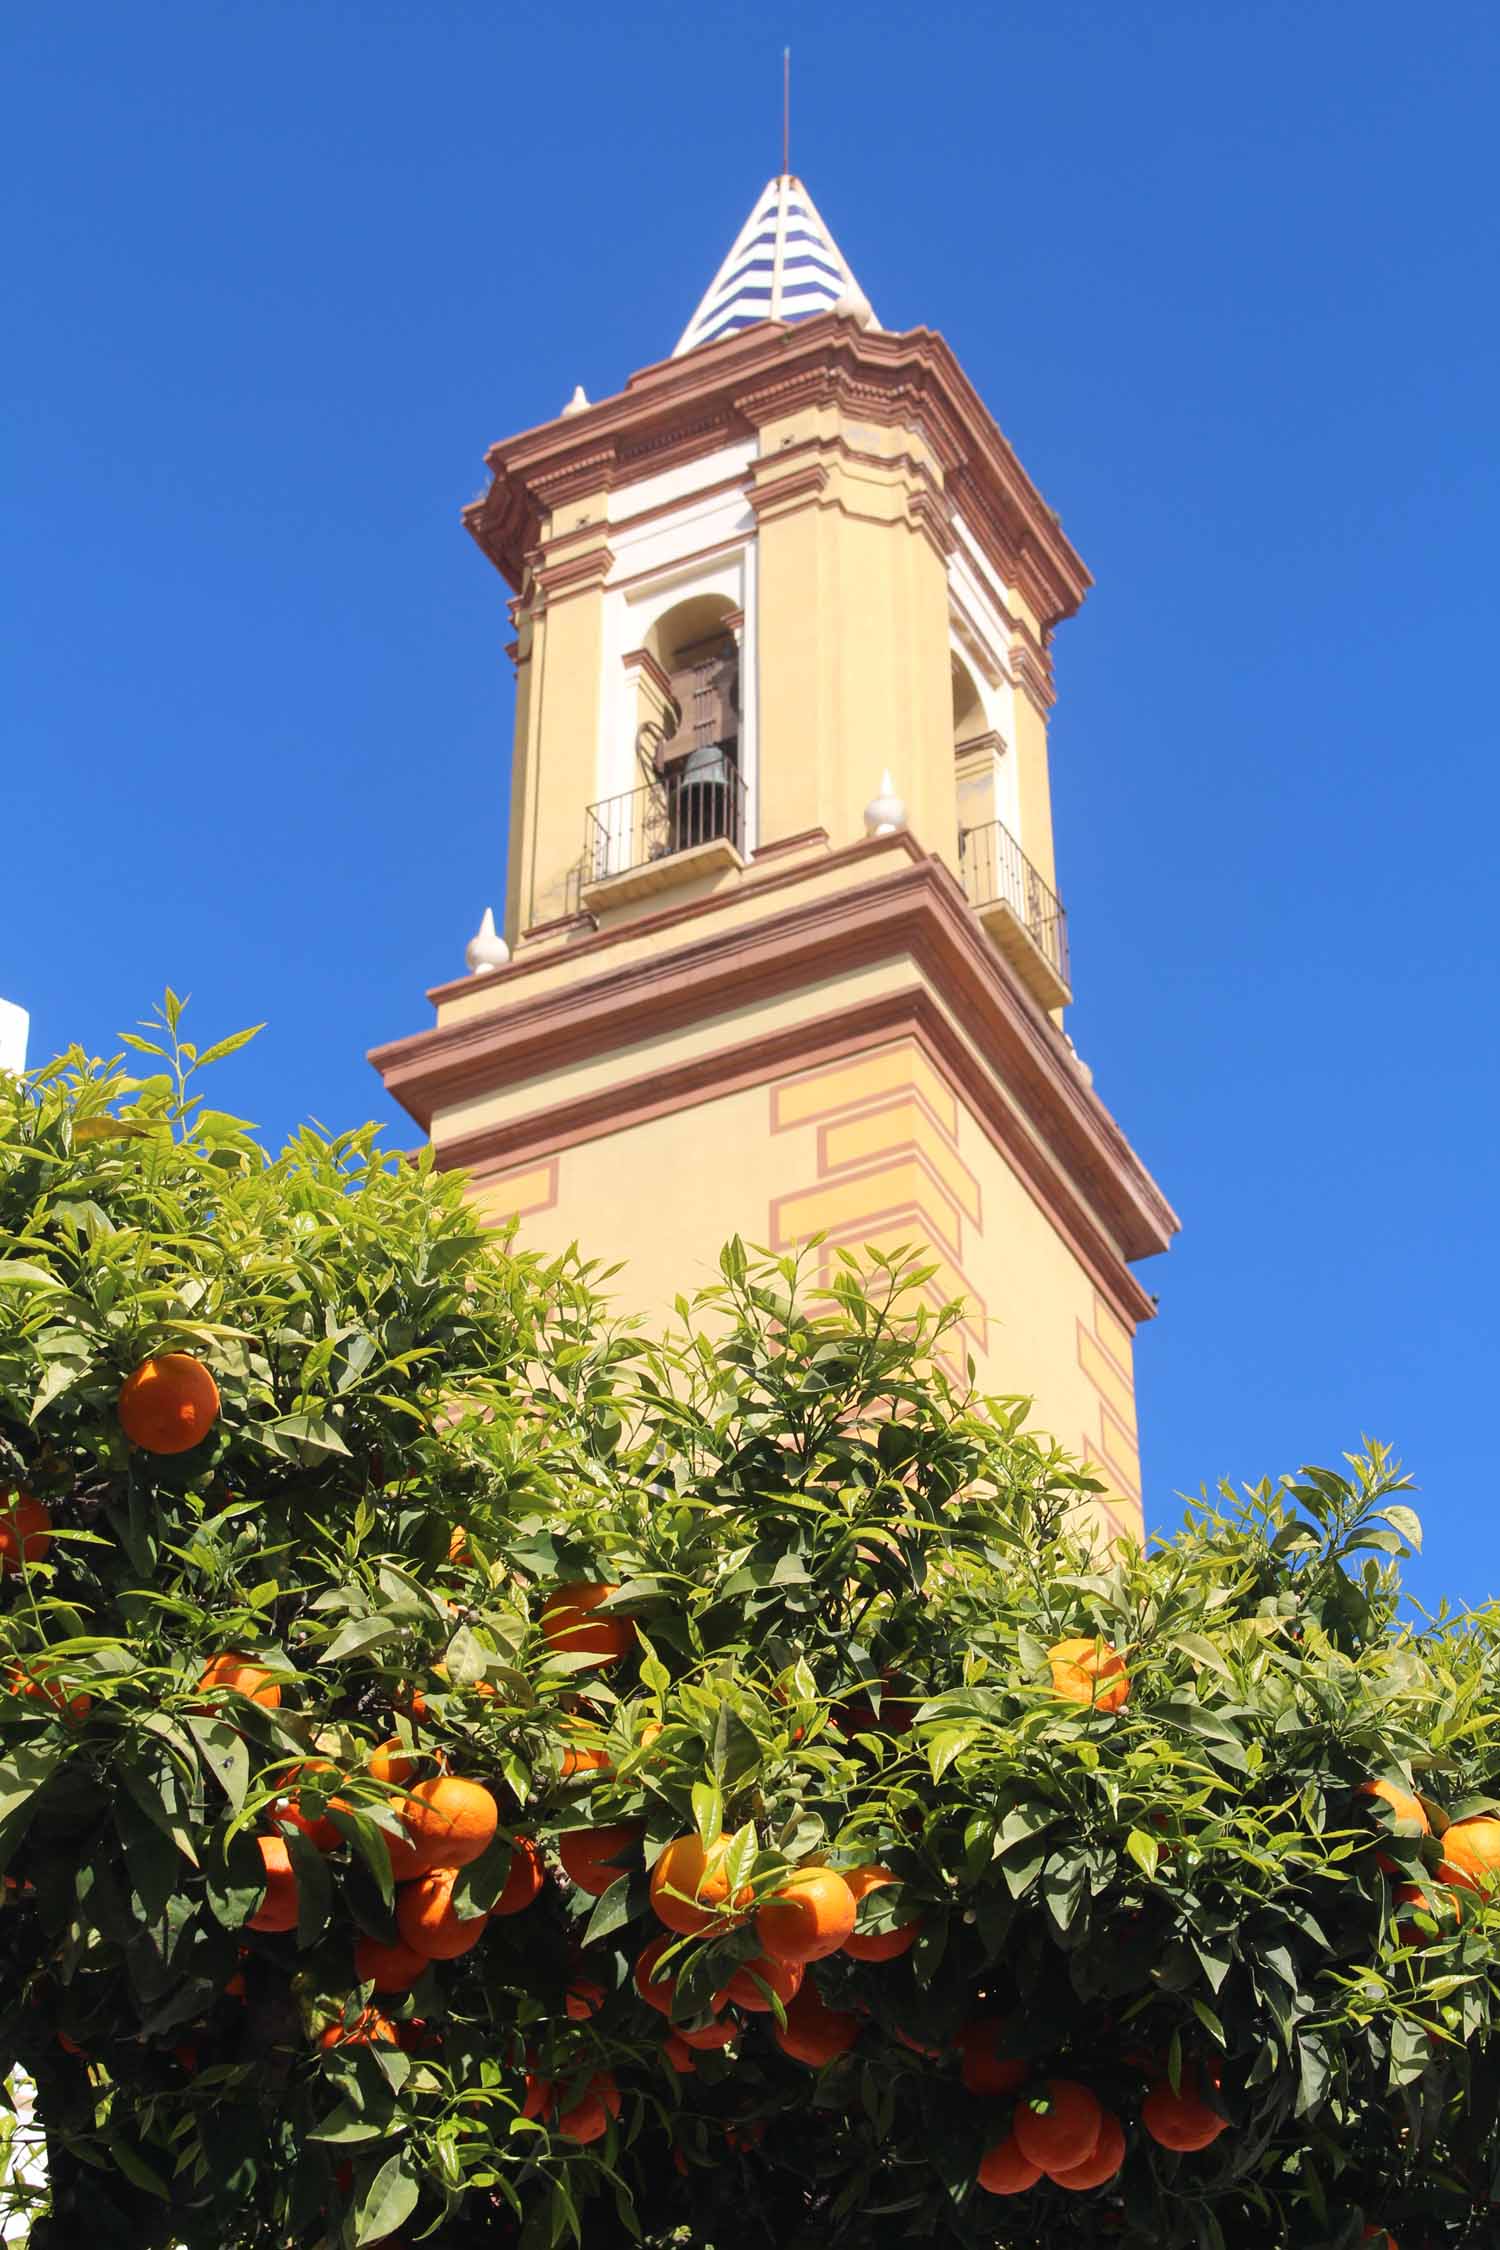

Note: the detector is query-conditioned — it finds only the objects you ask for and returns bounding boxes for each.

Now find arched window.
[643,594,743,855]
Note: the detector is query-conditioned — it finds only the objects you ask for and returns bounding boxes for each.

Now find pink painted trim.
[768,1155,967,1265]
[815,1096,982,1229]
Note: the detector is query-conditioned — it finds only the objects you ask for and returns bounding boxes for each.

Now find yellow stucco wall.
[467,1036,1143,1542]
[753,409,955,864]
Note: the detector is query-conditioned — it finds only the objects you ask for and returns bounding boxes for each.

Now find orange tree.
[1,1001,1499,2250]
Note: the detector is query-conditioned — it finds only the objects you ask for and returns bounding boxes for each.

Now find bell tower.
[370,175,1177,1538]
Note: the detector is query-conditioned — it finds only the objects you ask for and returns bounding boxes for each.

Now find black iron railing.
[959,818,1071,991]
[584,748,747,885]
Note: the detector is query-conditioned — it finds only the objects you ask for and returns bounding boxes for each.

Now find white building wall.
[0,1002,28,1075]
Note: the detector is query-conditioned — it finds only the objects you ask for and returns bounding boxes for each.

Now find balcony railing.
[583,748,747,897]
[959,818,1072,1008]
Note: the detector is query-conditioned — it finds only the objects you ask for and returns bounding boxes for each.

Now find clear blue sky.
[6,3,1497,1604]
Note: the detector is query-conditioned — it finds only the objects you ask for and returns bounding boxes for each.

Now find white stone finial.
[1064,1034,1094,1090]
[465,907,510,976]
[560,384,590,417]
[833,283,877,331]
[863,772,907,838]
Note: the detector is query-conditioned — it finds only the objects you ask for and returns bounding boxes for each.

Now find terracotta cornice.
[533,543,613,603]
[462,315,1091,630]
[1011,636,1056,715]
[432,986,1157,1332]
[371,851,1178,1270]
[621,646,676,704]
[751,826,830,863]
[423,831,924,1008]
[746,458,830,520]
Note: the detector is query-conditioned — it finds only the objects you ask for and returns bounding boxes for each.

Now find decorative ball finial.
[465,906,510,976]
[833,283,877,332]
[560,384,590,417]
[1064,1034,1094,1090]
[863,772,907,838]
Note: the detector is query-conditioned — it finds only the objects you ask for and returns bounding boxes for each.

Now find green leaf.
[321,1616,404,1665]
[1125,1827,1160,1880]
[203,1822,268,1930]
[452,1824,521,1918]
[106,2136,171,2201]
[709,1699,760,1790]
[355,2152,419,2245]
[1168,1631,1233,1681]
[283,1822,333,1948]
[117,1750,199,1868]
[185,1716,249,1810]
[196,1026,265,1067]
[1190,1996,1227,2047]
[309,2104,396,2146]
[0,1262,64,1290]
[690,1779,723,1851]
[444,1622,487,1684]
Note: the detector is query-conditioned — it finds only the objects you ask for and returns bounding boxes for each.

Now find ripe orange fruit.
[1047,1637,1130,1713]
[396,1865,488,1960]
[354,1935,429,1993]
[0,1494,53,1574]
[1360,1777,1429,1832]
[366,1738,419,1787]
[716,1953,803,2013]
[676,2015,739,2051]
[447,1525,471,1565]
[1049,2108,1126,2189]
[247,1835,299,1933]
[386,1775,497,1878]
[663,2031,696,2073]
[958,2017,1028,2096]
[556,2071,620,2144]
[1361,1777,1431,1872]
[117,1354,220,1455]
[771,1980,860,2067]
[1012,2080,1103,2173]
[1437,1814,1500,1892]
[560,1740,613,1783]
[756,1867,856,1963]
[272,1761,345,1852]
[565,1978,605,2021]
[540,1583,635,1668]
[977,2135,1042,2195]
[558,1822,644,1897]
[318,2007,398,2050]
[841,1864,920,1960]
[1141,2076,1227,2152]
[196,1652,281,1710]
[6,1663,92,1722]
[491,1835,544,1917]
[634,1934,677,2015]
[650,1833,735,1935]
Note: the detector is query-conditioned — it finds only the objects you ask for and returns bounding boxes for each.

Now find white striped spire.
[673,174,875,358]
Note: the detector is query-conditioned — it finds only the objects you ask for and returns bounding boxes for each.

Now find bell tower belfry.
[371,175,1177,1538]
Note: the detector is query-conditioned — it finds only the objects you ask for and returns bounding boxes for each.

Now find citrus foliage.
[1,1005,1498,2250]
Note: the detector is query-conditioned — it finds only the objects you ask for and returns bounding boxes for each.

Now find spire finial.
[465,906,510,976]
[782,47,790,178]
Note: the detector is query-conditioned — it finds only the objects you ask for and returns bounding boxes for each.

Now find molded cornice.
[463,316,1092,632]
[369,847,1177,1312]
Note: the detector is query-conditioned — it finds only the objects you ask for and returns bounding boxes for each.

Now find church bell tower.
[370,175,1178,1539]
